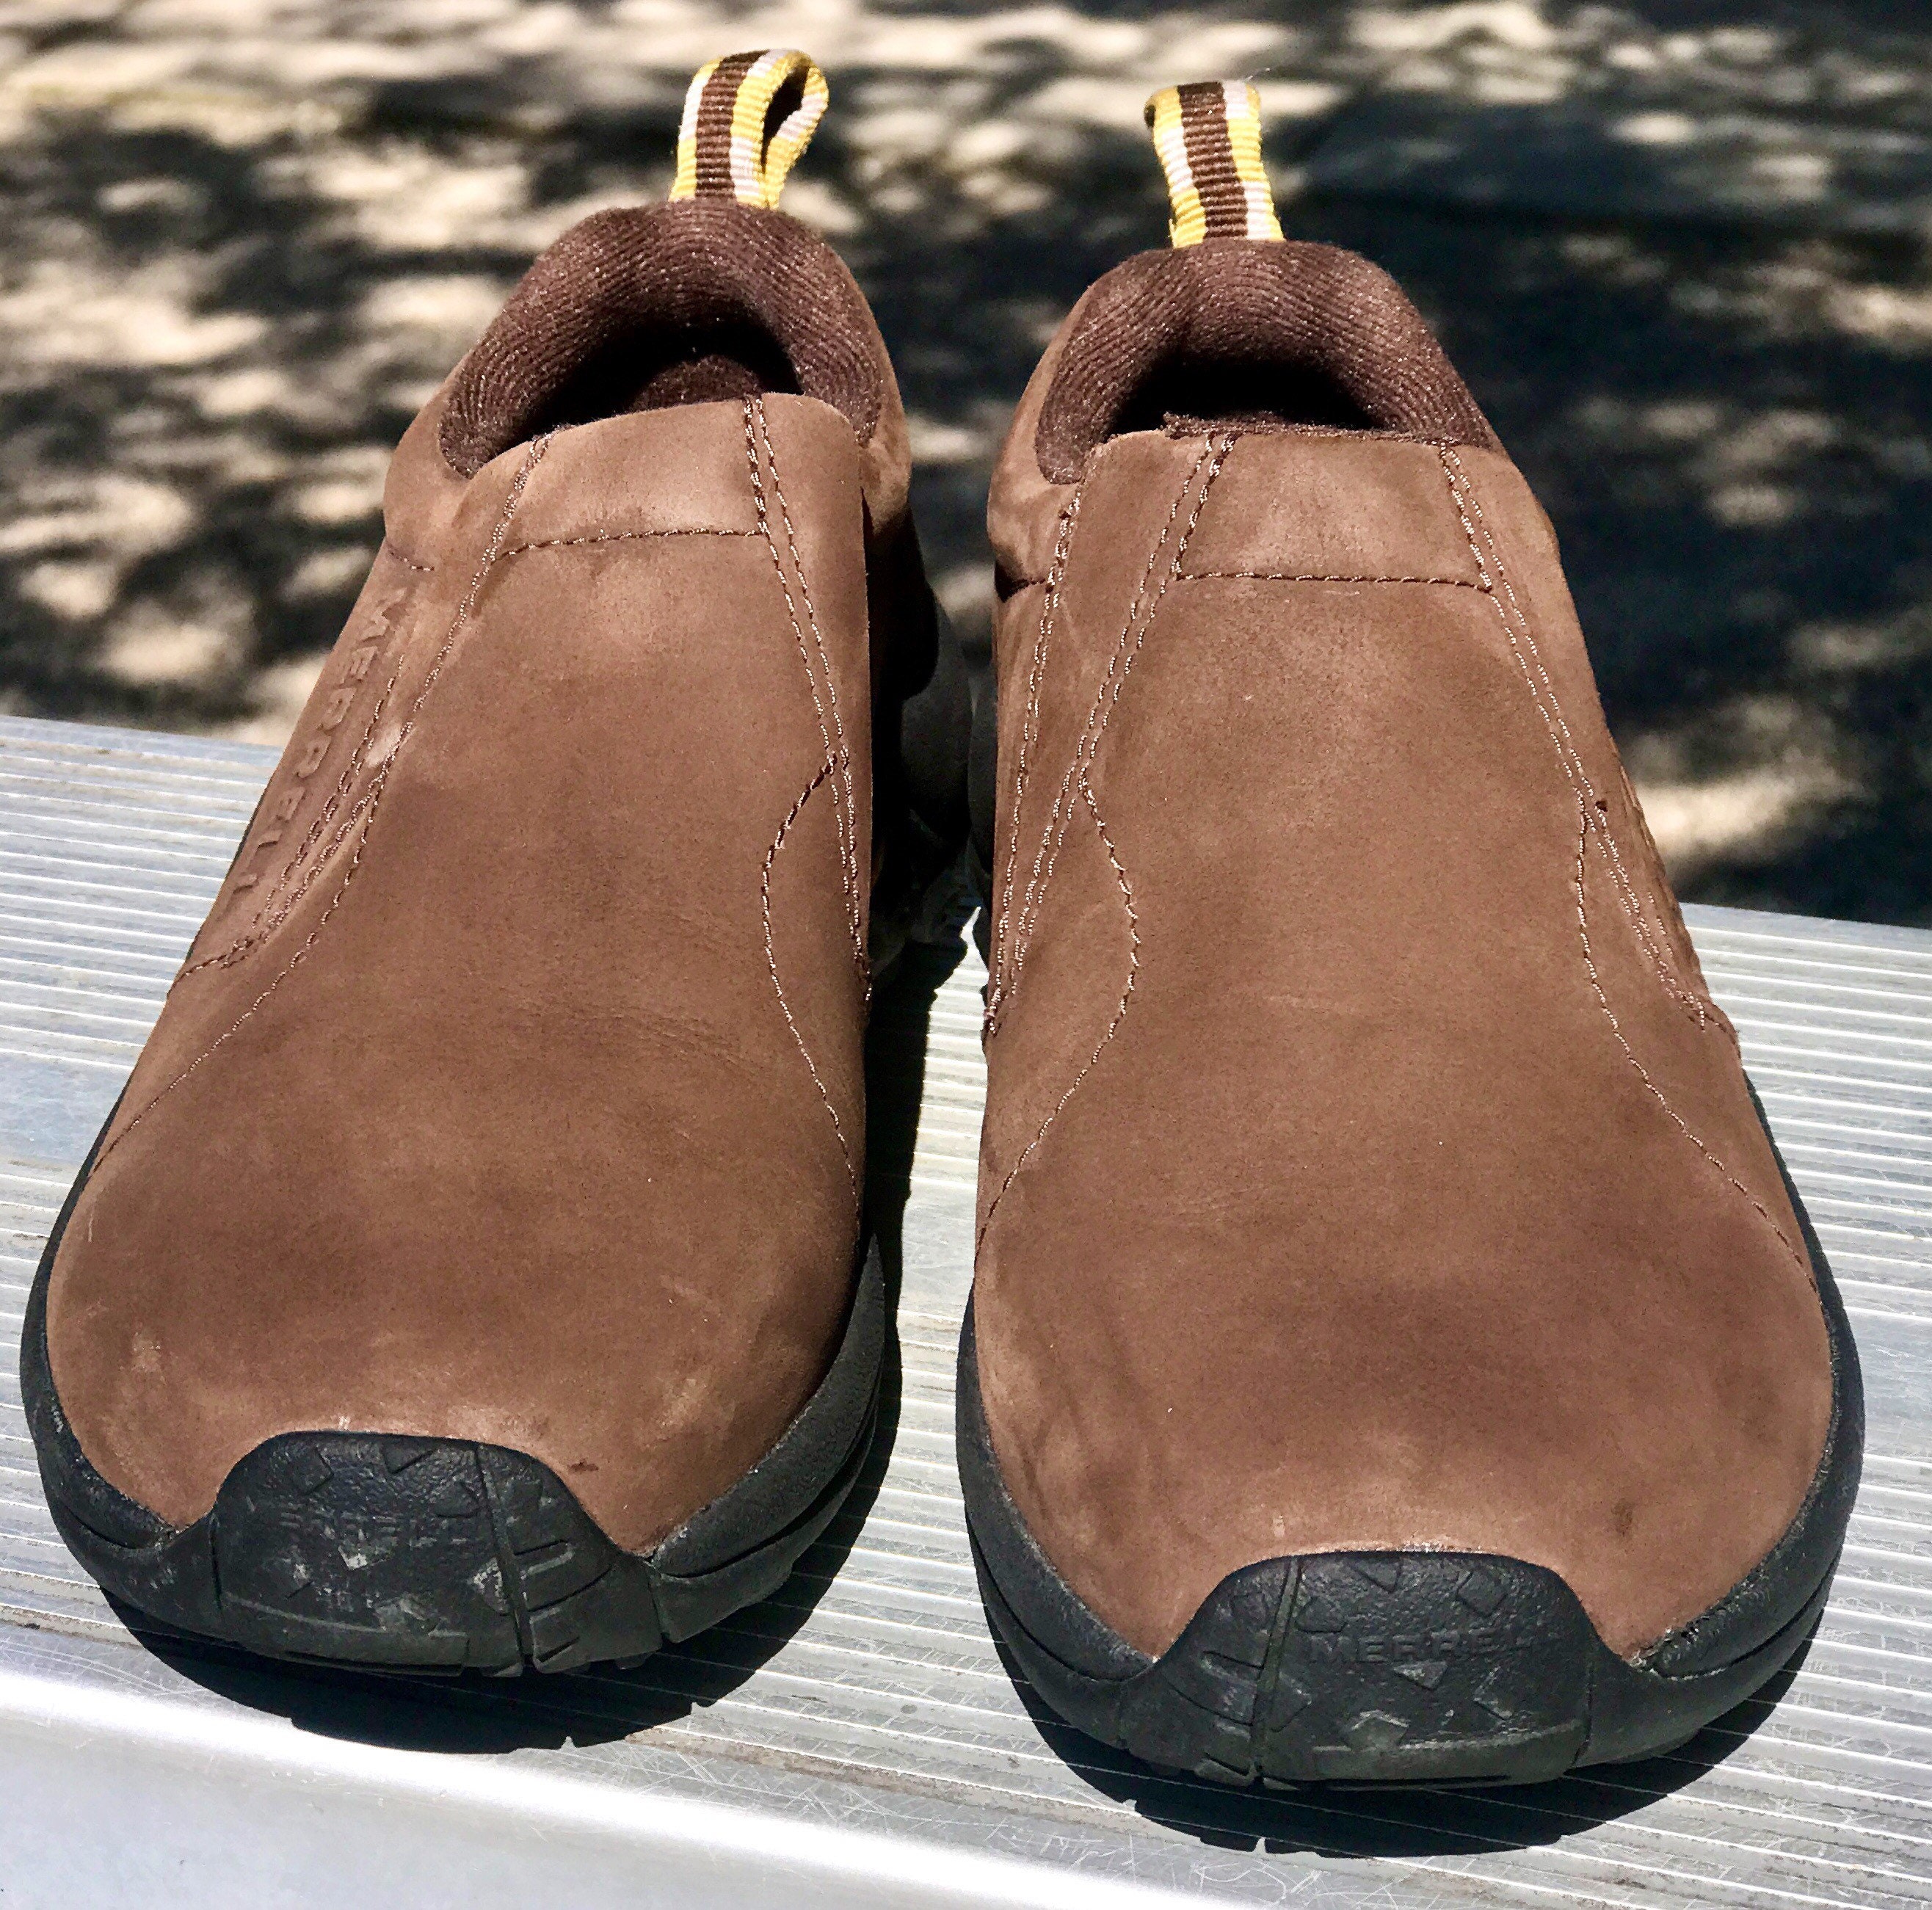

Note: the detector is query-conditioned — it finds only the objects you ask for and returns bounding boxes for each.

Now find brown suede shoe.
[959,82,1860,1784]
[24,51,970,1674]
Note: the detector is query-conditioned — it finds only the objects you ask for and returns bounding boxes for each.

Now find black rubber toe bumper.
[958,1284,1861,1786]
[23,1165,885,1674]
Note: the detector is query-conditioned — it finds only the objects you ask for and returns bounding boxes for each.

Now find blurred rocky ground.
[2,2,1931,918]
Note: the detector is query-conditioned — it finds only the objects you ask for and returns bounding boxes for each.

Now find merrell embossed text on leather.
[959,81,1861,1784]
[25,51,970,1674]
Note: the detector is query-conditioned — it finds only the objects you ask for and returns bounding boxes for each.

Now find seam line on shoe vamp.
[1437,447,1704,1023]
[764,763,861,1211]
[1565,813,1801,1268]
[744,396,861,1210]
[766,413,864,970]
[980,437,1232,1241]
[744,397,865,969]
[978,771,1140,1246]
[989,434,1232,1032]
[213,535,435,933]
[381,539,436,574]
[497,526,757,558]
[990,483,1084,1018]
[1176,570,1484,589]
[189,527,745,976]
[994,439,1216,1025]
[187,580,432,969]
[1434,446,1801,1271]
[96,433,554,1166]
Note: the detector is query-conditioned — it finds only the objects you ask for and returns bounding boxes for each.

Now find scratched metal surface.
[0,713,1925,1907]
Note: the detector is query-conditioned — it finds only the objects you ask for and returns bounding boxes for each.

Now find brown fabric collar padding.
[440,199,885,476]
[1034,239,1501,482]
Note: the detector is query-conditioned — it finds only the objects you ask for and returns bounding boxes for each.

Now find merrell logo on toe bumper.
[1299,1622,1529,1665]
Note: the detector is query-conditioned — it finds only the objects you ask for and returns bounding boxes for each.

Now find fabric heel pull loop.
[670,50,830,211]
[1144,80,1283,247]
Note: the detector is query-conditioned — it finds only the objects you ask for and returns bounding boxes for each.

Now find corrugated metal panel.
[0,713,1925,1907]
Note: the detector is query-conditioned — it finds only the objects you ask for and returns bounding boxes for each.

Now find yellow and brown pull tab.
[669,50,829,211]
[1144,80,1282,247]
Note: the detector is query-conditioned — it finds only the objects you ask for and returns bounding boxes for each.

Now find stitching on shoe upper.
[496,527,757,558]
[1177,570,1484,589]
[744,396,865,971]
[742,391,862,1205]
[763,764,861,1213]
[186,523,747,978]
[989,483,1084,1018]
[1567,814,1802,1268]
[1435,447,1802,1270]
[987,434,1232,1034]
[997,440,1213,1023]
[99,434,555,1165]
[1437,446,1708,1025]
[188,560,434,968]
[978,436,1231,1243]
[380,539,436,574]
[978,770,1138,1246]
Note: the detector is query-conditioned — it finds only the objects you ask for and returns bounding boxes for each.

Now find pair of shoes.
[24,57,1859,1787]
[965,79,1860,1784]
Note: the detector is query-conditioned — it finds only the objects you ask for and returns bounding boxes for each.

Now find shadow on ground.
[4,5,1932,918]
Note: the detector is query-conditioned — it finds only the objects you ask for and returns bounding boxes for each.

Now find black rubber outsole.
[957,1257,1862,1787]
[22,1116,887,1676]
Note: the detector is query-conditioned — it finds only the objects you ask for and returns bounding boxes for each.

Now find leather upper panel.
[48,396,876,1547]
[977,424,1832,1661]
[1176,432,1486,586]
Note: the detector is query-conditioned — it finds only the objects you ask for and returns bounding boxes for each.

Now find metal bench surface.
[0,714,1925,1906]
